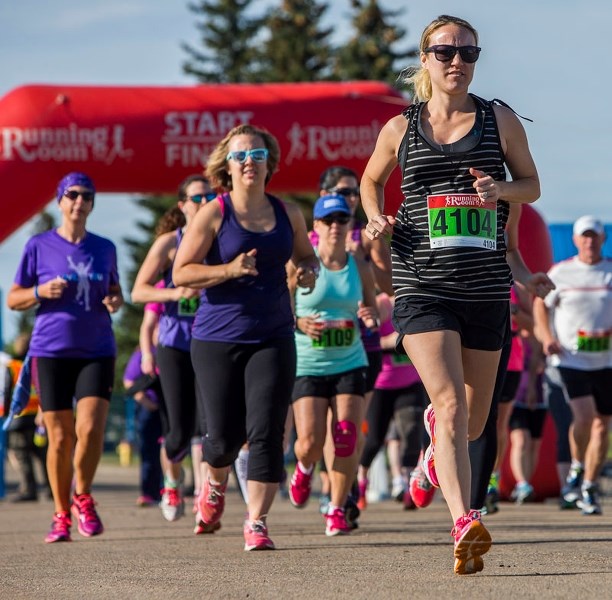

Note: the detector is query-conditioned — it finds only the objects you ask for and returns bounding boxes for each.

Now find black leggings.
[360,383,426,469]
[191,337,295,483]
[156,345,199,463]
[469,339,511,510]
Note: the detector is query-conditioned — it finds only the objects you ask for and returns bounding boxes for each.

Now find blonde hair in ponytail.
[401,15,479,102]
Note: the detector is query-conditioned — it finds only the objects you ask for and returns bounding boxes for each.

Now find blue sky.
[1,0,610,343]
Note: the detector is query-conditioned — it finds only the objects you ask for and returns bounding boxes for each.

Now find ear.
[420,51,429,70]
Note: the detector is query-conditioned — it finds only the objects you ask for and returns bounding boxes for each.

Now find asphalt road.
[0,461,610,600]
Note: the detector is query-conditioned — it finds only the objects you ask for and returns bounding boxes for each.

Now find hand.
[227,248,258,279]
[365,214,395,241]
[40,275,68,300]
[525,272,555,299]
[296,265,318,293]
[357,300,379,331]
[296,314,324,340]
[103,293,123,313]
[542,337,563,356]
[140,353,156,376]
[173,286,200,301]
[470,168,499,201]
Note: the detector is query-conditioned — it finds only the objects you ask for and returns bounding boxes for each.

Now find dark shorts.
[509,406,547,438]
[292,367,367,402]
[558,367,612,415]
[500,371,521,403]
[393,295,510,352]
[35,356,115,412]
[365,351,383,392]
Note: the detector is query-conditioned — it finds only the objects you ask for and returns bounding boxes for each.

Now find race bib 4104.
[427,194,497,250]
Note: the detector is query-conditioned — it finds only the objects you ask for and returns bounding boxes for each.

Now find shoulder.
[87,231,117,250]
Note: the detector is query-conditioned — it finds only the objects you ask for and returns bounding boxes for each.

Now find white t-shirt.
[544,256,612,370]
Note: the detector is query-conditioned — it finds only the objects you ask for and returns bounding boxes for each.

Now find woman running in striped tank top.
[360,15,541,575]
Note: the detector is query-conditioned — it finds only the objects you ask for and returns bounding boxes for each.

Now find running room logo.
[163,110,254,167]
[285,121,381,165]
[444,195,486,207]
[0,124,133,164]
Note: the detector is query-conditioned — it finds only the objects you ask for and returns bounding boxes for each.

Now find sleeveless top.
[191,193,295,343]
[158,228,197,352]
[295,249,368,377]
[309,223,382,353]
[393,94,512,302]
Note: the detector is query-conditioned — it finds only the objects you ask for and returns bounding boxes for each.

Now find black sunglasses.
[424,45,481,64]
[64,190,94,202]
[330,187,360,198]
[320,213,351,226]
[188,192,217,204]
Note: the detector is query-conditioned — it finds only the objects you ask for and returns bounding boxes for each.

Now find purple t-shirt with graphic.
[13,230,119,358]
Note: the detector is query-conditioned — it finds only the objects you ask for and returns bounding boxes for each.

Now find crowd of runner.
[2,14,610,577]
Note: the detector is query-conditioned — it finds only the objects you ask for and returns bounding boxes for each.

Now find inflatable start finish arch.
[0,81,407,243]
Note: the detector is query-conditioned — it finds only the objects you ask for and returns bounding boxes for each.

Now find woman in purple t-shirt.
[7,172,123,544]
[173,124,319,551]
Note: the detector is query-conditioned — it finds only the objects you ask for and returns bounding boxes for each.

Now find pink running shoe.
[194,521,222,535]
[356,478,368,511]
[196,478,227,529]
[71,493,104,537]
[452,509,492,575]
[409,460,436,508]
[423,404,439,488]
[325,507,352,537]
[289,463,313,508]
[44,511,72,543]
[244,518,276,551]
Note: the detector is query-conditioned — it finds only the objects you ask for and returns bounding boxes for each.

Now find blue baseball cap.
[313,193,351,219]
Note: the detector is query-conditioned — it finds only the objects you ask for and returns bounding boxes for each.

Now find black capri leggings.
[360,382,426,470]
[156,345,199,463]
[191,337,296,483]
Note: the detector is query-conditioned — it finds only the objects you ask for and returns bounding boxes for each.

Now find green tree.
[259,0,335,82]
[181,0,265,82]
[333,0,417,84]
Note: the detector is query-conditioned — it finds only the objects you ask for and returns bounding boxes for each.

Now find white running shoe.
[160,486,185,522]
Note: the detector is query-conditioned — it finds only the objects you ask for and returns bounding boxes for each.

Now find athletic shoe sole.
[194,520,222,534]
[454,520,492,575]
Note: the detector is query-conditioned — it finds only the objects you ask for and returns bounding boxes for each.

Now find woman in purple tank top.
[7,171,123,543]
[173,124,318,551]
[132,175,215,524]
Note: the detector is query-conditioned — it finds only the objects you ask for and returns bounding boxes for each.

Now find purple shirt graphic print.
[13,230,119,358]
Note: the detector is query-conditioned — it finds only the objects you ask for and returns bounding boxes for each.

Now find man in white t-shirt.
[534,215,611,515]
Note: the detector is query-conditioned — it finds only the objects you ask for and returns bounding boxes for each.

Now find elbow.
[130,286,145,304]
[172,265,186,287]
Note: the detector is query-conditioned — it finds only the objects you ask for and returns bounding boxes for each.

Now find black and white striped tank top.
[391,94,512,302]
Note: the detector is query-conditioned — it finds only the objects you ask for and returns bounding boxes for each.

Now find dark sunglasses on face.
[63,190,94,202]
[188,192,217,204]
[330,187,360,198]
[226,148,269,164]
[320,213,351,226]
[424,45,481,64]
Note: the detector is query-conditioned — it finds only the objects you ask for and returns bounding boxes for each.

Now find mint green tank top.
[295,251,368,376]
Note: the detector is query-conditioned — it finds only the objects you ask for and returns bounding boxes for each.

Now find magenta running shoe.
[409,459,436,508]
[325,507,351,536]
[71,493,104,537]
[195,478,227,531]
[423,404,439,488]
[243,518,275,551]
[289,463,313,508]
[44,511,72,543]
[452,509,492,575]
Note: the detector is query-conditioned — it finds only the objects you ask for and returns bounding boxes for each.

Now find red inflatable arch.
[0,81,407,243]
